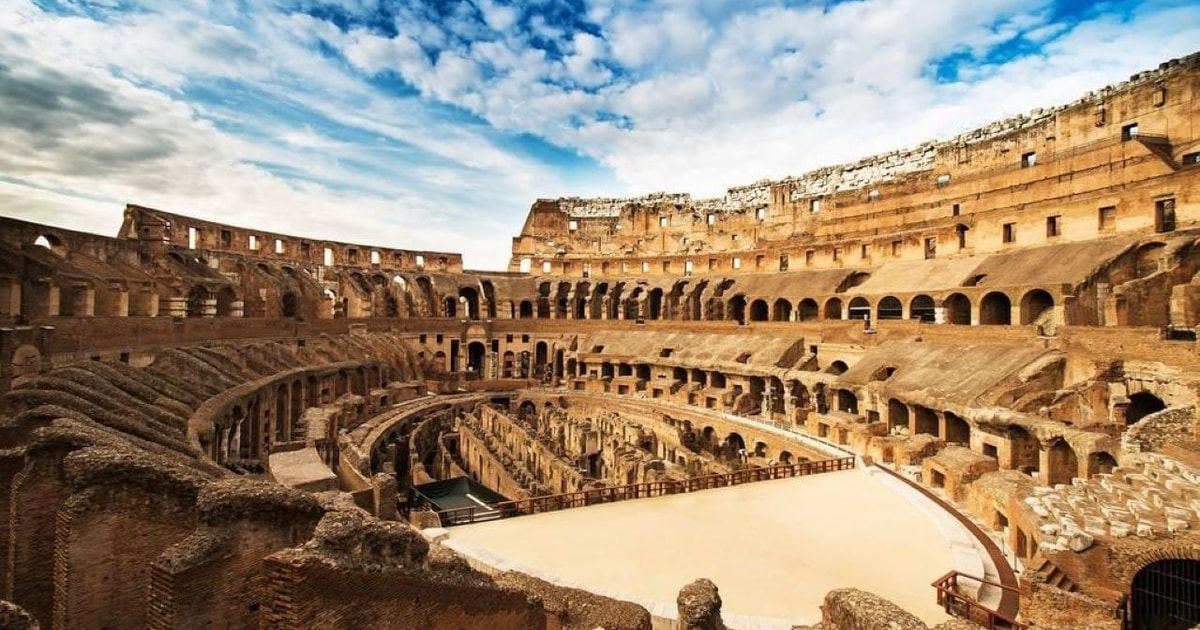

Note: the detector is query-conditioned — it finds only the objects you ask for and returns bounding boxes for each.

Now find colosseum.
[0,52,1198,630]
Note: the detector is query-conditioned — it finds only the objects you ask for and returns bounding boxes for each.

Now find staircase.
[1028,553,1078,592]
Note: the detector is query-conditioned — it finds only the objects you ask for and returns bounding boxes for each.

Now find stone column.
[201,297,217,317]
[231,300,245,318]
[114,289,129,317]
[163,296,186,318]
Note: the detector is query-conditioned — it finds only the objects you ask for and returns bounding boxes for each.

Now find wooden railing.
[435,456,855,526]
[933,571,1026,630]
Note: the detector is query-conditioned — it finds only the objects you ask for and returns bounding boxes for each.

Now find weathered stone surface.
[677,578,726,630]
[821,588,926,630]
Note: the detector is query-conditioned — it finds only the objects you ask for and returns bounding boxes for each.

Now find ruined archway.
[1130,559,1200,630]
[944,293,971,325]
[1126,391,1166,425]
[728,295,747,324]
[980,292,1012,325]
[798,298,819,321]
[749,299,769,322]
[847,297,870,322]
[1020,289,1055,326]
[771,298,792,322]
[910,295,935,322]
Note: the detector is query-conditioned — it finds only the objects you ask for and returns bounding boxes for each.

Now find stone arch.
[728,295,747,324]
[771,298,792,322]
[980,292,1012,325]
[914,406,939,437]
[518,300,533,319]
[943,293,971,325]
[1009,424,1039,473]
[32,233,67,257]
[1126,391,1167,425]
[1087,450,1117,477]
[215,286,237,317]
[185,285,208,318]
[458,286,480,319]
[647,287,664,320]
[823,297,843,320]
[797,298,819,321]
[748,298,769,322]
[1041,439,1080,484]
[910,294,935,322]
[467,341,486,375]
[827,360,848,375]
[443,296,458,318]
[877,296,903,320]
[1020,289,1055,326]
[847,296,870,321]
[281,291,299,318]
[888,399,909,433]
[1129,558,1200,629]
[944,411,970,445]
[836,389,858,414]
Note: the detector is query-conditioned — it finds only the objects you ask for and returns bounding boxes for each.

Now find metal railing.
[933,571,1026,630]
[435,456,855,526]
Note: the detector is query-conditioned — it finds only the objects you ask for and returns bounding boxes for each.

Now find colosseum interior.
[0,52,1199,630]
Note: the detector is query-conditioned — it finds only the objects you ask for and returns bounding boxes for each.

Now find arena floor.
[442,468,958,628]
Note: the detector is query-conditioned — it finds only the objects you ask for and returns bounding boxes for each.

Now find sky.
[1,1,1198,269]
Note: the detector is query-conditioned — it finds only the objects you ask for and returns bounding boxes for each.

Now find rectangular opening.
[1046,215,1061,238]
[924,237,936,259]
[891,240,902,256]
[415,254,425,269]
[1155,198,1176,233]
[275,239,285,254]
[188,227,198,250]
[300,241,311,256]
[805,250,814,266]
[248,234,258,250]
[755,207,766,221]
[867,189,880,202]
[369,250,380,265]
[707,213,716,225]
[662,260,670,273]
[778,254,788,271]
[659,216,668,228]
[641,261,650,273]
[685,260,694,275]
[347,248,358,263]
[1098,206,1117,233]
[220,230,232,247]
[935,174,951,187]
[659,348,673,358]
[568,219,579,231]
[1021,151,1036,168]
[832,248,840,261]
[562,262,573,274]
[983,443,998,459]
[755,255,764,269]
[323,247,334,266]
[809,199,821,213]
[952,203,961,217]
[1002,223,1016,243]
[732,257,741,269]
[860,244,870,259]
[708,258,717,270]
[1121,122,1139,141]
[542,260,552,273]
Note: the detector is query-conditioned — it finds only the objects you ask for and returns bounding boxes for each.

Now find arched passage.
[458,287,480,319]
[980,292,1012,325]
[823,297,843,320]
[1020,289,1054,325]
[518,300,533,319]
[910,295,935,322]
[1130,559,1200,630]
[827,360,848,375]
[944,293,971,325]
[728,295,747,324]
[798,298,819,321]
[1126,392,1166,425]
[1045,438,1078,485]
[1087,451,1117,477]
[944,412,970,444]
[848,297,870,321]
[281,292,299,318]
[467,341,486,375]
[1009,425,1039,474]
[877,296,903,320]
[215,287,237,317]
[186,286,208,318]
[771,298,792,322]
[888,399,909,433]
[647,288,664,320]
[749,299,769,322]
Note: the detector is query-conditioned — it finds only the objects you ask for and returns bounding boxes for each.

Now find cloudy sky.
[2,0,1198,269]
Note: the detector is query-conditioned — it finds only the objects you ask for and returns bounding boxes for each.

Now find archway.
[458,287,480,319]
[728,295,747,324]
[910,295,935,322]
[877,296,903,320]
[1009,425,1039,474]
[1020,289,1055,325]
[1045,438,1078,485]
[772,298,792,322]
[215,287,237,317]
[944,293,971,325]
[944,412,970,445]
[848,297,870,321]
[186,286,208,318]
[518,300,533,319]
[827,360,848,375]
[1126,392,1166,425]
[980,292,1012,325]
[749,299,769,322]
[1087,451,1117,477]
[1130,559,1200,630]
[647,288,663,320]
[281,292,299,318]
[444,296,457,318]
[467,341,486,376]
[914,406,939,437]
[798,298,819,321]
[823,297,843,320]
[888,399,909,433]
[836,389,858,414]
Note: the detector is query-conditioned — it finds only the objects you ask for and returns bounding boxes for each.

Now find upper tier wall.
[120,205,464,273]
[510,53,1200,273]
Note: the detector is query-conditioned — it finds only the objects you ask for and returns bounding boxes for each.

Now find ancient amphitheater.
[1,53,1198,630]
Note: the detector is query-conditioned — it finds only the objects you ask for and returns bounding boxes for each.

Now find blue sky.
[1,0,1198,269]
